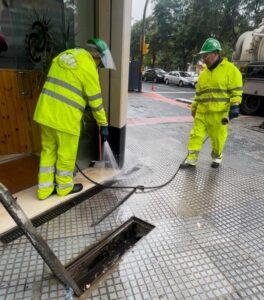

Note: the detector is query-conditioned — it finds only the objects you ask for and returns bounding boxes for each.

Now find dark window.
[0,0,94,70]
[179,71,190,77]
[246,65,264,79]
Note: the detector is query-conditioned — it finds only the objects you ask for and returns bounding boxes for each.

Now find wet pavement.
[0,91,264,300]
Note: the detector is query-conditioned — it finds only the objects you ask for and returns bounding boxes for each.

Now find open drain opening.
[66,217,154,291]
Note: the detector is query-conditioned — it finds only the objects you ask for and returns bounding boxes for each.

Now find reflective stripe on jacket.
[192,58,243,113]
[34,48,107,136]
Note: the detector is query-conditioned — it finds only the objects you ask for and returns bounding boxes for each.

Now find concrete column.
[96,0,132,166]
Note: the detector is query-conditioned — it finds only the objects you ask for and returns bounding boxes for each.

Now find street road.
[142,81,195,103]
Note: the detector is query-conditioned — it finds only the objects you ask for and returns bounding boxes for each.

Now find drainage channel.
[0,183,106,243]
[66,216,155,291]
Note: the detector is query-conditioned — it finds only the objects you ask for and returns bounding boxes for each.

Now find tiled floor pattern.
[0,117,263,299]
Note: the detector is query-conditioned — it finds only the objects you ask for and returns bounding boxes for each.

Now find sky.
[131,0,153,23]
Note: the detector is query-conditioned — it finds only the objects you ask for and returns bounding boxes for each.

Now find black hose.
[76,137,209,192]
[78,136,209,225]
[77,148,185,191]
[75,164,143,190]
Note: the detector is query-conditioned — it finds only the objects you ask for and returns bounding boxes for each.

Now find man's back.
[34,49,100,136]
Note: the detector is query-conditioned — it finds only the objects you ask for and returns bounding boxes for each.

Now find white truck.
[232,19,264,115]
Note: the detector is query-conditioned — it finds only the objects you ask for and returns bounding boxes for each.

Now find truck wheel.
[240,94,262,115]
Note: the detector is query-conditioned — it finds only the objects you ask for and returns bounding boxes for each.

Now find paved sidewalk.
[0,91,263,300]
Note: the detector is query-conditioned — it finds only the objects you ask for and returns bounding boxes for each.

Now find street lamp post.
[138,0,150,92]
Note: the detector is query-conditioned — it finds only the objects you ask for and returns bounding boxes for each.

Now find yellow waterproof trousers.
[38,125,79,200]
[186,112,228,165]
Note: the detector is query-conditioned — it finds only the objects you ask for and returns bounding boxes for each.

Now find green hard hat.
[87,38,108,53]
[87,38,116,69]
[199,38,222,54]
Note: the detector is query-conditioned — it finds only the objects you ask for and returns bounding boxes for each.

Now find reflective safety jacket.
[34,48,107,136]
[192,58,243,113]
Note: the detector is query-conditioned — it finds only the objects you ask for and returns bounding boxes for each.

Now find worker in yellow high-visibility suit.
[180,38,243,169]
[34,38,116,200]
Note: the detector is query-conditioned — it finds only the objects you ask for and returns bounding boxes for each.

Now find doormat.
[0,155,39,194]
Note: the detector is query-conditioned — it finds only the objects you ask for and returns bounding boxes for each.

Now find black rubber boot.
[180,162,196,169]
[211,162,220,168]
[69,183,83,194]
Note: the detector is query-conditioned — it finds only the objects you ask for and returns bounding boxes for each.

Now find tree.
[218,0,252,50]
[130,0,259,71]
[152,0,192,69]
[241,0,264,27]
[130,20,142,60]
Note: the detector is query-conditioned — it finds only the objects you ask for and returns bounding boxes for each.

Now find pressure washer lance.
[89,128,110,168]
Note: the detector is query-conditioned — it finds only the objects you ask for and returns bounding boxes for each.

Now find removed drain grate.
[66,216,155,290]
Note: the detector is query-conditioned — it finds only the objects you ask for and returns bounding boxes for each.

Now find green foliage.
[130,20,142,60]
[130,0,259,70]
[241,0,264,27]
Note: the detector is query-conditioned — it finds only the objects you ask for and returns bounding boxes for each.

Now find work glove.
[100,125,109,142]
[229,105,240,120]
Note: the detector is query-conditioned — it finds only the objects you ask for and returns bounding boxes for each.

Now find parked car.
[187,72,199,88]
[164,71,197,87]
[142,68,167,83]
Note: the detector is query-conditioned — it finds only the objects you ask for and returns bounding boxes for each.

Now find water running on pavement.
[103,141,120,170]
